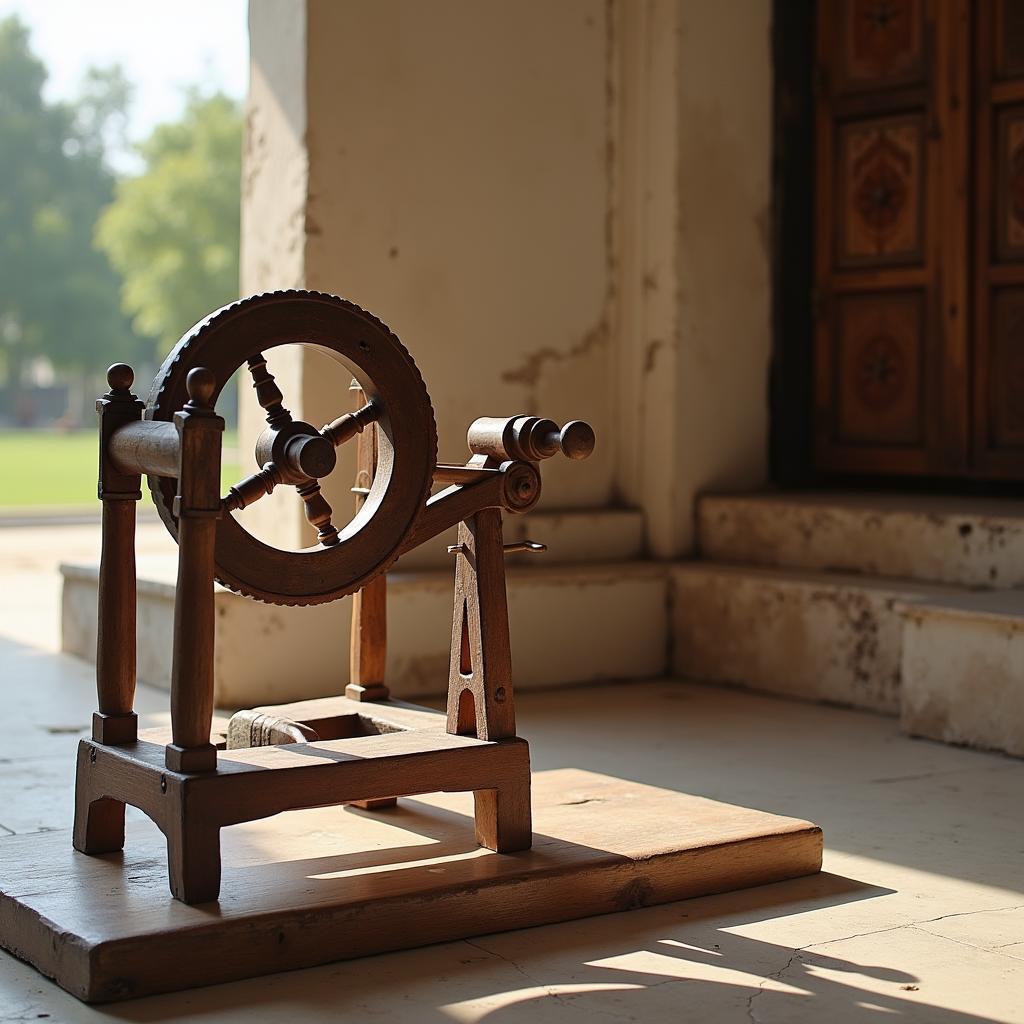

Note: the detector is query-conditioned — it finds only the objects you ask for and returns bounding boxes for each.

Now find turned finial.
[186,366,216,409]
[106,363,134,393]
[466,415,596,463]
[556,420,596,460]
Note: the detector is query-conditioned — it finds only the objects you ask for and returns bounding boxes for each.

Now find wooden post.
[76,364,144,854]
[446,508,516,741]
[346,380,389,703]
[345,381,395,809]
[94,364,144,746]
[165,368,223,775]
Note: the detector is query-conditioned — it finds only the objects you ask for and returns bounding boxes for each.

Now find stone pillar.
[613,0,772,557]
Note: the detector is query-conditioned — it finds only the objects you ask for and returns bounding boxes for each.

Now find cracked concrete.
[1,526,1023,1022]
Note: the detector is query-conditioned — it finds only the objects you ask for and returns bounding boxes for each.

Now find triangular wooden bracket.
[446,508,516,740]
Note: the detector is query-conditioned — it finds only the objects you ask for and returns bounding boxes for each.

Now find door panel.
[814,0,970,477]
[837,115,925,267]
[973,1,1024,476]
[837,0,925,91]
[834,290,926,446]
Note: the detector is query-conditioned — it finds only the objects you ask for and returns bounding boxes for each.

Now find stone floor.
[1,522,1023,1022]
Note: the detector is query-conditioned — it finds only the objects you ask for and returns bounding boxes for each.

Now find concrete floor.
[0,522,1022,1022]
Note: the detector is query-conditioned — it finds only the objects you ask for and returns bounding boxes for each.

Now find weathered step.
[699,492,1024,588]
[395,506,645,570]
[900,591,1024,758]
[671,562,958,714]
[62,558,668,708]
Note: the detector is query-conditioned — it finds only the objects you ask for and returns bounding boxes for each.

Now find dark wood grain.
[14,770,823,1003]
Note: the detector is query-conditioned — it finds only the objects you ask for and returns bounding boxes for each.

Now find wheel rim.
[147,290,437,605]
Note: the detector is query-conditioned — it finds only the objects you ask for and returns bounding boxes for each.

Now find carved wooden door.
[973,2,1024,476]
[814,0,970,477]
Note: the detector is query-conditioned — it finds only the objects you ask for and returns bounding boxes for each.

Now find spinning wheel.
[146,290,438,605]
[74,289,595,905]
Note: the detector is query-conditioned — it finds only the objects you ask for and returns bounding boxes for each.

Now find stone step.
[900,591,1024,757]
[393,506,645,570]
[62,557,668,708]
[671,562,958,714]
[698,492,1024,588]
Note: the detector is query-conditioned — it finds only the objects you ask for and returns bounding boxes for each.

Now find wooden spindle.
[247,352,292,429]
[322,400,380,447]
[296,480,340,545]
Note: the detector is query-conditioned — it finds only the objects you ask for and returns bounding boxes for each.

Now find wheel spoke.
[321,400,381,447]
[296,480,340,546]
[222,465,282,512]
[247,352,293,429]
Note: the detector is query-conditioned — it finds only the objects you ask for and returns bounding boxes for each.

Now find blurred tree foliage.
[96,91,242,356]
[0,16,141,384]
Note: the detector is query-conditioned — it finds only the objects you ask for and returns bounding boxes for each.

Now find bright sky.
[0,0,249,171]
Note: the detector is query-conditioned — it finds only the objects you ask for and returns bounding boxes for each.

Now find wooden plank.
[0,769,822,1004]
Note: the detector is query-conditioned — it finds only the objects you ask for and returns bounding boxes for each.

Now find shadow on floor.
[96,871,994,1024]
[520,680,1024,898]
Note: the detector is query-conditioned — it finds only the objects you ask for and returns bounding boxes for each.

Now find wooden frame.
[77,358,594,904]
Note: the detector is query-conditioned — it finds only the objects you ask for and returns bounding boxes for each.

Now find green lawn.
[0,430,241,511]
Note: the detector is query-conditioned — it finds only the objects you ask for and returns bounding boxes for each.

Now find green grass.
[0,430,241,511]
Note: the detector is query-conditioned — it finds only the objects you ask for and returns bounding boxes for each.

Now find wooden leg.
[166,514,218,774]
[94,498,139,745]
[73,795,126,855]
[346,404,389,704]
[166,821,222,905]
[73,743,126,854]
[474,777,532,854]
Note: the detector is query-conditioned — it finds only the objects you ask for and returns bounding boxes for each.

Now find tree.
[96,91,242,357]
[0,16,141,387]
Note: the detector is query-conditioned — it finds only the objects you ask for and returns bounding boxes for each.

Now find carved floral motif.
[855,333,905,411]
[843,121,919,261]
[843,0,921,88]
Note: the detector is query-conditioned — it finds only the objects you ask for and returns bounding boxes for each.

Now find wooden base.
[0,769,822,1003]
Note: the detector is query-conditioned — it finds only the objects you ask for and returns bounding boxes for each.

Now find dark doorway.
[772,0,1024,485]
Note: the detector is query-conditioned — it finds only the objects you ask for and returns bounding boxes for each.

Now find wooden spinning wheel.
[74,290,595,905]
[146,290,437,604]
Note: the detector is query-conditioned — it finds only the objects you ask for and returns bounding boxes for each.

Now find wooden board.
[0,769,822,1003]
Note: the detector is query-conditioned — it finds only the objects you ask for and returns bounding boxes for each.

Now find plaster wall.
[610,0,772,556]
[240,0,773,557]
[301,0,614,513]
[672,0,772,550]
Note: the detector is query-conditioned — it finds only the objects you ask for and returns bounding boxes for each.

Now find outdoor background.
[0,1,248,513]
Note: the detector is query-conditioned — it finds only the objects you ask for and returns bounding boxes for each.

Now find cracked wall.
[299,0,615,515]
[241,0,773,554]
[673,0,773,545]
